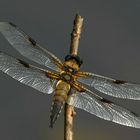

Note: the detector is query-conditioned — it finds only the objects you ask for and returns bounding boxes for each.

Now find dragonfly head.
[64,54,83,72]
[65,54,83,66]
[64,55,83,73]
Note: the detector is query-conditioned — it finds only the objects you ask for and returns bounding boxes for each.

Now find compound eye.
[65,55,71,61]
[72,55,83,67]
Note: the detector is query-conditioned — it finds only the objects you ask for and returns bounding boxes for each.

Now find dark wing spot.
[18,59,30,68]
[28,37,36,46]
[113,80,126,84]
[9,22,17,28]
[131,111,139,117]
[100,98,113,104]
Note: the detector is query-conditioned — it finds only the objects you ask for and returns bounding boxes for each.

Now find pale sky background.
[0,0,140,140]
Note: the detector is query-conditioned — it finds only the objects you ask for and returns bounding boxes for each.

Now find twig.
[64,14,84,140]
[70,14,84,55]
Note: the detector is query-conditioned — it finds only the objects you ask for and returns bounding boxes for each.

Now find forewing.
[78,72,140,100]
[0,52,57,94]
[67,91,140,128]
[0,22,62,71]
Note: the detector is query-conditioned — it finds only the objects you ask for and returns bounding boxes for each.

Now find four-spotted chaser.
[0,22,140,128]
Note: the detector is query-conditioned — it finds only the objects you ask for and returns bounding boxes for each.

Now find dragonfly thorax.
[60,71,73,83]
[63,74,71,81]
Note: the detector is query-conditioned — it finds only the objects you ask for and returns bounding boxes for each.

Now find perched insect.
[0,22,140,128]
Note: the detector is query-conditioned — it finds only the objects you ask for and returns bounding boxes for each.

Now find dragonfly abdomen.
[50,80,70,128]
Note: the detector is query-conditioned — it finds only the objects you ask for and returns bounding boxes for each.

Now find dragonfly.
[0,22,140,128]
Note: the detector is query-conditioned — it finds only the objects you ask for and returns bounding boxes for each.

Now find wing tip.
[9,22,17,28]
[131,111,139,117]
[0,22,16,27]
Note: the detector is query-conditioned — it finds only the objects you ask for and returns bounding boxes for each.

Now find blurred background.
[0,0,140,140]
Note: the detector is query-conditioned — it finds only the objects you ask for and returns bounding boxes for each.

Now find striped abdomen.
[50,80,70,127]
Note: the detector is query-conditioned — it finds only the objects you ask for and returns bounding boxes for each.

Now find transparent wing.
[77,72,140,100]
[0,22,63,72]
[67,90,140,128]
[0,52,57,94]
